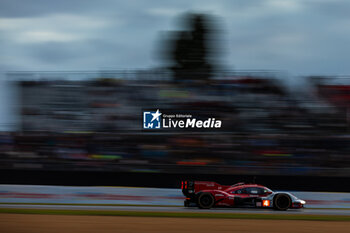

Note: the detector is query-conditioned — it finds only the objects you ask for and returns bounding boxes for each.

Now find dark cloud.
[0,0,350,76]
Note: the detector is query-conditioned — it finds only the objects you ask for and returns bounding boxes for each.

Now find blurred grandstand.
[0,70,349,178]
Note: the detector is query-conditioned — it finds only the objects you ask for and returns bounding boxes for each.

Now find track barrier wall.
[0,185,349,209]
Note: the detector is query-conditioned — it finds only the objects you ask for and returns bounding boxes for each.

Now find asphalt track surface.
[1,204,350,216]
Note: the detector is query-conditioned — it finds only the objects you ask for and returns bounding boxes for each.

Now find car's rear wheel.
[197,192,215,209]
[273,194,291,211]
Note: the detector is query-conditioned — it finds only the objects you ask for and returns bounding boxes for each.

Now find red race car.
[181,181,305,210]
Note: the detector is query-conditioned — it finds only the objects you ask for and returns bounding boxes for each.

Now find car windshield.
[264,188,273,193]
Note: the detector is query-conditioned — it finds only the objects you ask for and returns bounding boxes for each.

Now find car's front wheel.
[197,192,215,209]
[273,194,291,211]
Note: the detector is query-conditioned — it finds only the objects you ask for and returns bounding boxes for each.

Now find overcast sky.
[1,0,350,76]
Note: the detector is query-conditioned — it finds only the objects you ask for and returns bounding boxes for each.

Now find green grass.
[0,208,349,221]
[1,203,350,211]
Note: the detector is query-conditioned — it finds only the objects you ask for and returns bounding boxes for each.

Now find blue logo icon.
[143,109,162,129]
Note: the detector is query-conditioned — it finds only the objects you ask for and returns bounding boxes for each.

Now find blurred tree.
[167,13,217,81]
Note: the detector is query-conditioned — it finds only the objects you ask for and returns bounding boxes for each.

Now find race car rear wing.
[181,181,195,197]
[181,180,231,197]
